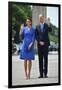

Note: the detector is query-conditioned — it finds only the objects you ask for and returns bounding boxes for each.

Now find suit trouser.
[38,44,48,77]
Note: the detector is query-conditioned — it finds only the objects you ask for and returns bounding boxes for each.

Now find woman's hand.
[20,24,24,34]
[21,24,24,30]
[28,42,33,50]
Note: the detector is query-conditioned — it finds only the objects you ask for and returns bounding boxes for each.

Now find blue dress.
[20,26,35,60]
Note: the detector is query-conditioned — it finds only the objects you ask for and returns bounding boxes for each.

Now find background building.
[32,6,47,26]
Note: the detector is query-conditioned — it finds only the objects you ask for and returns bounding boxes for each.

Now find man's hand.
[39,41,44,46]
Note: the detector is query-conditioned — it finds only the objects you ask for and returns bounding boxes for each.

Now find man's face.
[40,16,44,23]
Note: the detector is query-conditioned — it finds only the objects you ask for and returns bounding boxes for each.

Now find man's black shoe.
[44,75,48,78]
[38,76,43,78]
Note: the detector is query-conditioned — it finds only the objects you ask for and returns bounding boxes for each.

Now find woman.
[20,17,35,80]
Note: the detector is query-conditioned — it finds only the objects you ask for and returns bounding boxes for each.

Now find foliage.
[11,3,58,44]
[12,3,32,43]
[48,24,58,43]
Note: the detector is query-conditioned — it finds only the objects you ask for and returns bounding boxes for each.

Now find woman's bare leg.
[27,60,32,79]
[24,60,27,79]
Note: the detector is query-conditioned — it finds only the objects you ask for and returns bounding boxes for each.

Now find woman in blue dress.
[20,17,35,80]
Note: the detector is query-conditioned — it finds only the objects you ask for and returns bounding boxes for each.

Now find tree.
[12,3,32,44]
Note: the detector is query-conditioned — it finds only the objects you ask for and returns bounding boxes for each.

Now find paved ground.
[12,51,58,86]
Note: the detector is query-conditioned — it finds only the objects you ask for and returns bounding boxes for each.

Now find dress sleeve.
[31,28,35,44]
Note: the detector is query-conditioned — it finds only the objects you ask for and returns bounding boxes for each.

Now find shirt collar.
[40,22,44,25]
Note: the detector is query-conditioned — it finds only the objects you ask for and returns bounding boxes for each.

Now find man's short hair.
[39,14,43,19]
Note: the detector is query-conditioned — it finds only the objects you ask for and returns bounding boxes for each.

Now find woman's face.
[26,19,31,27]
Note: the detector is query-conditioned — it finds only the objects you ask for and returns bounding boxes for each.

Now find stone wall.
[32,6,47,26]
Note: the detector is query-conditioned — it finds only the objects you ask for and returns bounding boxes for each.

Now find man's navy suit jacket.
[35,23,52,46]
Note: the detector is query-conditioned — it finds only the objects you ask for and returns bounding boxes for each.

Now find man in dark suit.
[35,14,52,78]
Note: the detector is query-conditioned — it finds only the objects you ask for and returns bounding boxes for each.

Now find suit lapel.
[43,23,45,32]
[39,24,45,33]
[39,24,41,31]
[43,23,47,32]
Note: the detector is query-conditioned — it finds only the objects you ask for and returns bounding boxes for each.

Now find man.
[35,14,52,78]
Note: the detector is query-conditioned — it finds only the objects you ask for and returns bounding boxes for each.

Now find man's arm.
[48,25,52,32]
[45,21,52,32]
[35,26,45,46]
[35,26,40,41]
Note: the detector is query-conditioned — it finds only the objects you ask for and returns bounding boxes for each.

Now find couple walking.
[19,14,52,80]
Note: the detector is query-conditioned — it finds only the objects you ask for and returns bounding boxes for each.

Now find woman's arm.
[19,24,24,34]
[28,42,33,50]
[19,24,24,41]
[28,28,35,50]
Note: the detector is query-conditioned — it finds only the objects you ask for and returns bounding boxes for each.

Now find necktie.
[40,23,44,32]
